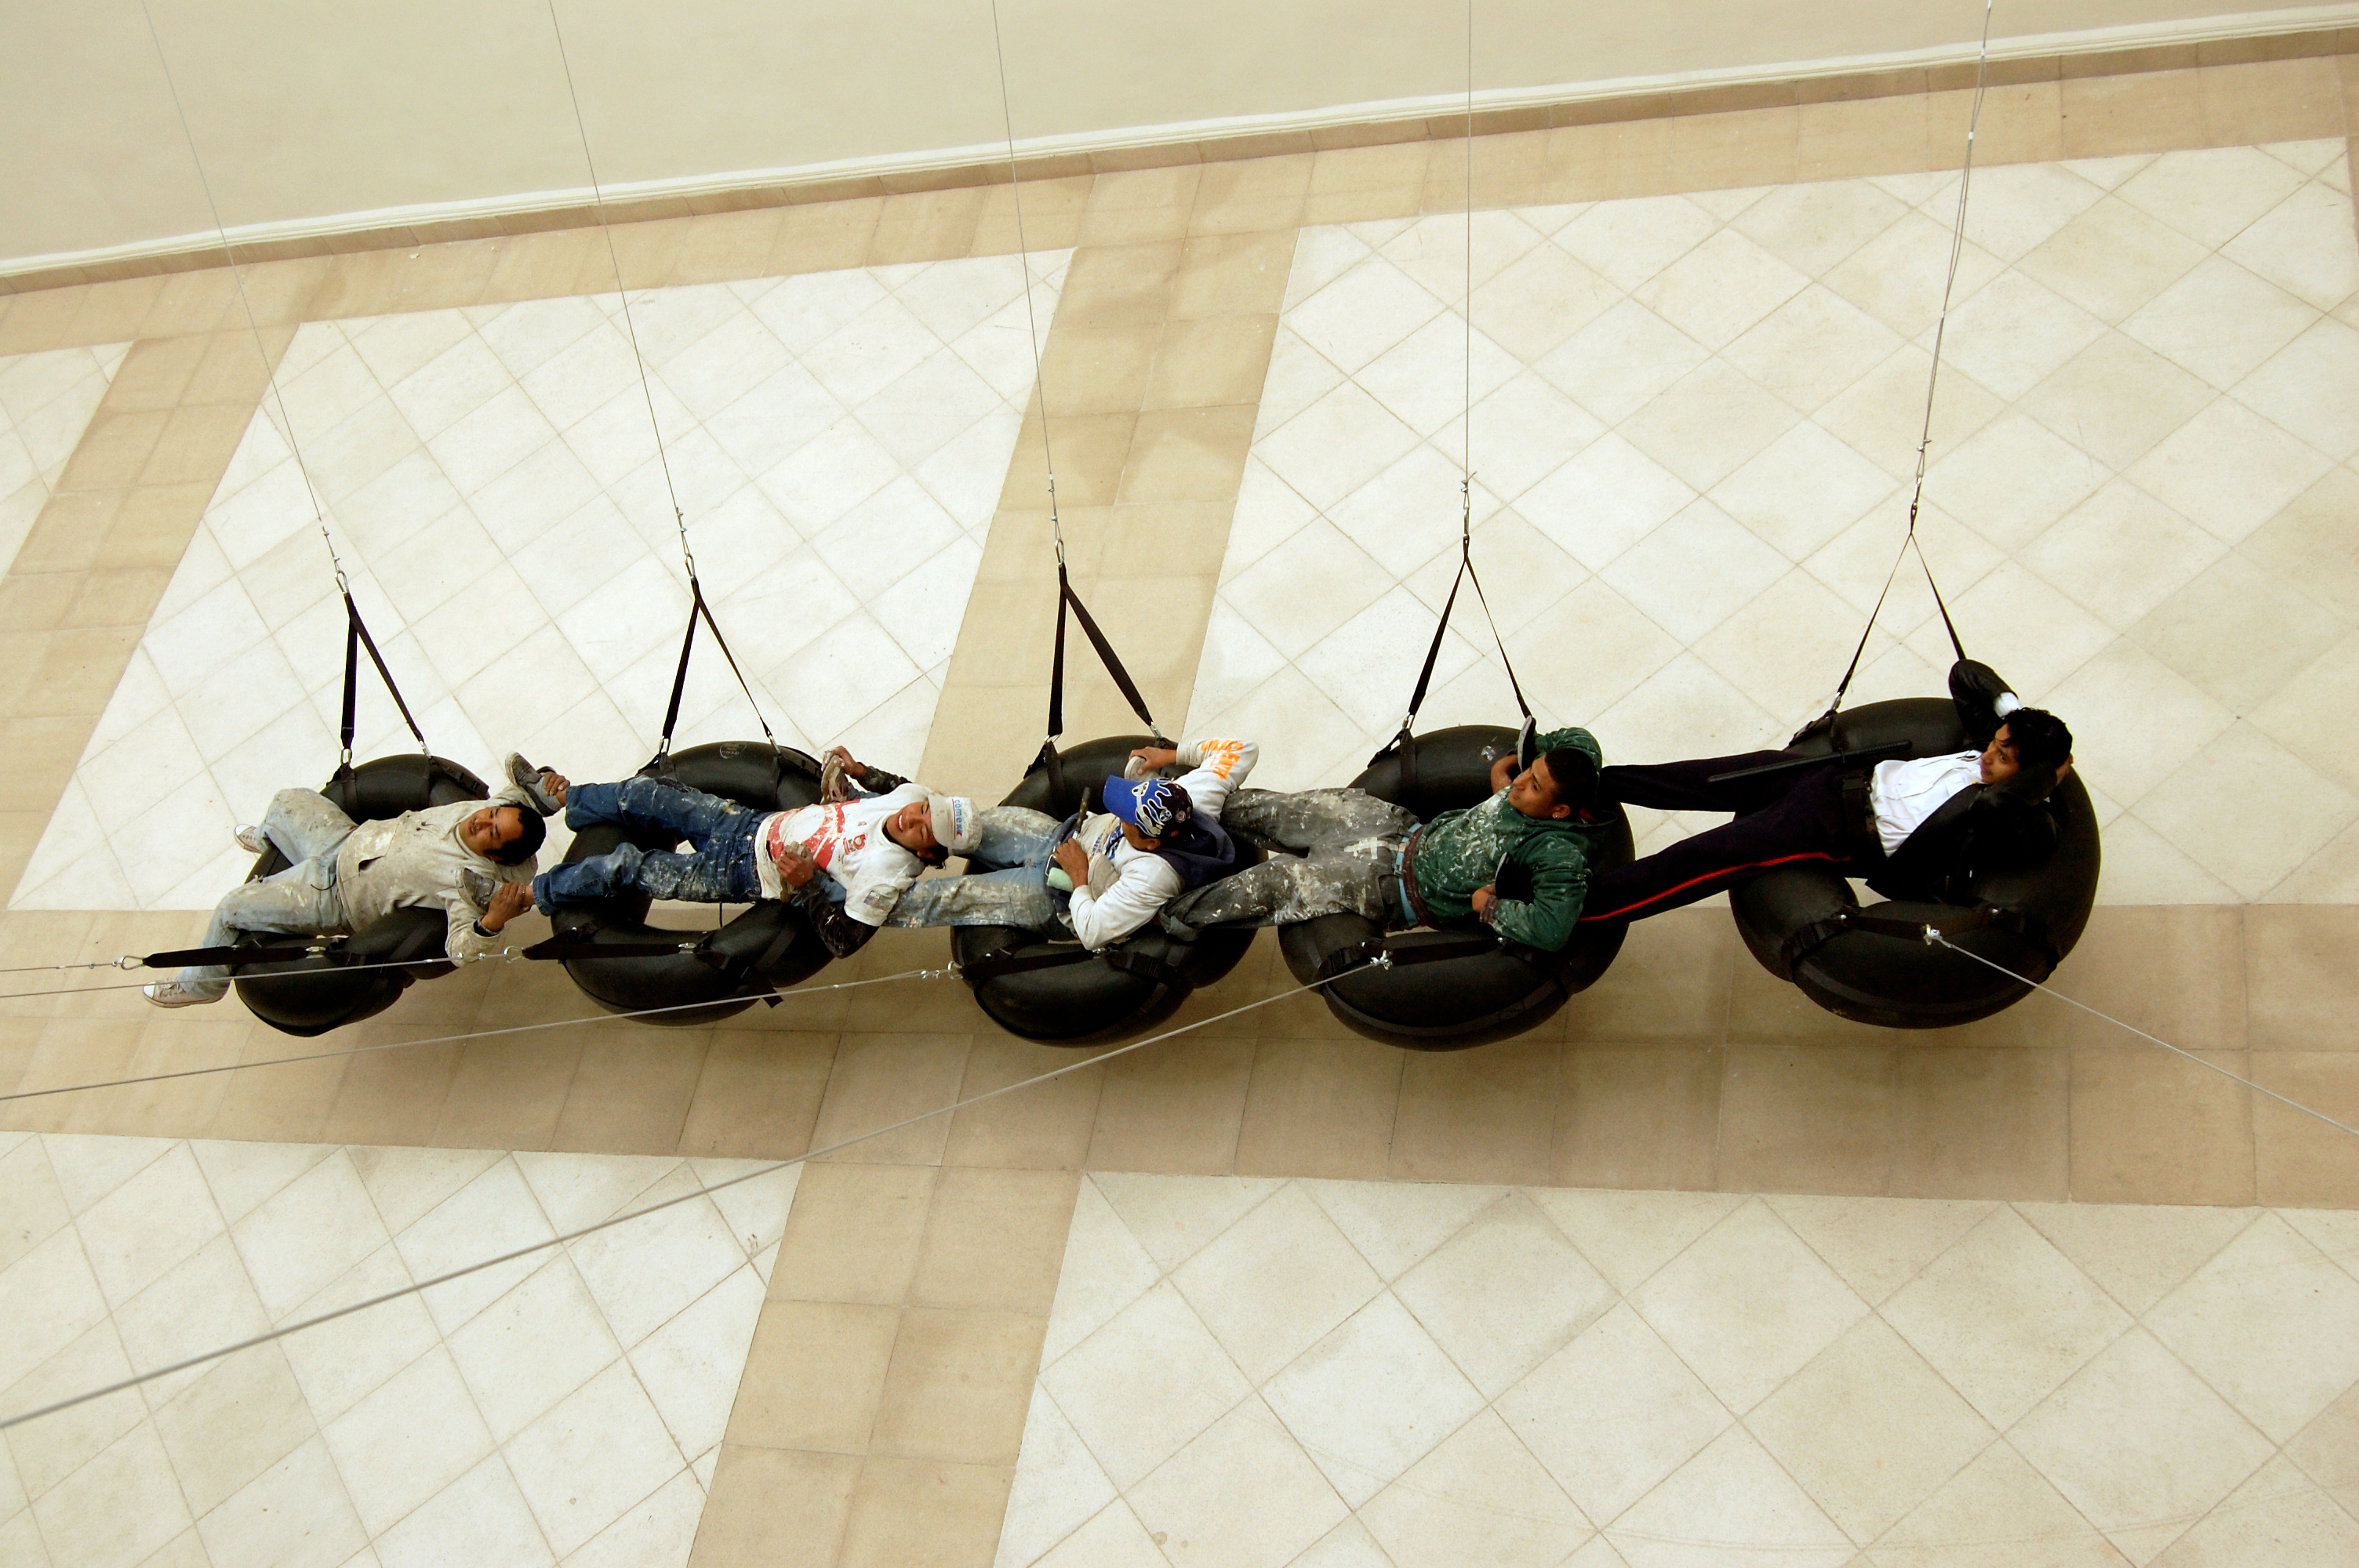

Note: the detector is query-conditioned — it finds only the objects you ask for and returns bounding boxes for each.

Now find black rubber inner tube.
[1270,724,1634,1051]
[549,741,831,1027]
[1727,697,2102,1029]
[234,754,489,1037]
[950,735,1262,1044]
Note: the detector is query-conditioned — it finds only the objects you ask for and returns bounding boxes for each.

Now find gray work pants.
[174,789,358,1000]
[1164,788,1419,933]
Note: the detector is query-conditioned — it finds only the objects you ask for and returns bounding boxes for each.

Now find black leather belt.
[1838,770,1882,858]
[1390,826,1435,927]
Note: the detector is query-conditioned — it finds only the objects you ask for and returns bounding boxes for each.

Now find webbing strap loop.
[1044,561,1162,747]
[649,575,780,773]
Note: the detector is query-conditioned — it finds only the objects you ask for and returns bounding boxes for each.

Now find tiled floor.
[1189,141,2359,901]
[1,54,2357,1568]
[1004,1171,2359,1567]
[0,345,125,586]
[12,252,1068,910]
[0,1130,794,1568]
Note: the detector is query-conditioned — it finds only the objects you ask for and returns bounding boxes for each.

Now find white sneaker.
[143,982,213,1008]
[234,824,266,855]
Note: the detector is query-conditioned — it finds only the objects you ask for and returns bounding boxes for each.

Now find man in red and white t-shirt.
[529,750,981,958]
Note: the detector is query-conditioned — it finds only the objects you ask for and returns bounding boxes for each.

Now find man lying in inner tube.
[144,753,563,1007]
[1159,728,1607,950]
[1576,661,2074,924]
[889,737,1259,947]
[525,749,983,959]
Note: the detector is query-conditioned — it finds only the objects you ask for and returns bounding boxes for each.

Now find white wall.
[0,0,2340,266]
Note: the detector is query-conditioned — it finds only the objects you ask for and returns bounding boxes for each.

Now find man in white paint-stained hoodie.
[890,737,1259,950]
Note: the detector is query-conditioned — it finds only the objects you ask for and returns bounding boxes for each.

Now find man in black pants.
[1579,662,2074,924]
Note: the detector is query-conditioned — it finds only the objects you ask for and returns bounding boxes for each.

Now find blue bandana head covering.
[1102,774,1190,837]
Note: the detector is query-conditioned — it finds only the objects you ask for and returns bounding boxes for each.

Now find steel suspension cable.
[1817,0,1998,724]
[985,0,1063,562]
[0,965,1356,1429]
[1928,931,2359,1145]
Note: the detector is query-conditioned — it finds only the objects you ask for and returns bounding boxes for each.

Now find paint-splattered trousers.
[1163,788,1421,933]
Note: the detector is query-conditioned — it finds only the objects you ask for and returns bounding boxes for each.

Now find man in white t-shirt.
[529,752,981,958]
[1576,661,2075,924]
[890,738,1258,949]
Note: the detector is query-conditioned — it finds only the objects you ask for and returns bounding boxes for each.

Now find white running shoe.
[234,824,266,855]
[143,982,212,1008]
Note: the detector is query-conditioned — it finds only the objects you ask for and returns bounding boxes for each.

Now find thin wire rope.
[0,950,522,1001]
[0,967,1347,1429]
[543,0,691,575]
[1929,931,2359,1143]
[1822,0,1996,717]
[543,1,776,753]
[0,967,943,1105]
[138,1,344,594]
[985,0,1063,561]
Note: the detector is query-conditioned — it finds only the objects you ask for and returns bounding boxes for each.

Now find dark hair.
[2003,709,2073,772]
[1539,746,1599,809]
[491,807,546,866]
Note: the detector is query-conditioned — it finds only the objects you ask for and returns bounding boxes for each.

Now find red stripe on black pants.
[1579,752,1865,924]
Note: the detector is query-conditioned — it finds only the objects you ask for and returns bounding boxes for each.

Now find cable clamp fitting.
[1369,949,1394,970]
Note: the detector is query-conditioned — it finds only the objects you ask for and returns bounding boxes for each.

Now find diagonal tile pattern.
[0,1131,794,1568]
[12,253,1067,911]
[1188,143,2359,895]
[1002,1173,2359,1568]
[0,343,127,571]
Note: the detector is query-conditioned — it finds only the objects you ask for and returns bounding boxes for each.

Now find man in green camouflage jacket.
[1161,727,1608,952]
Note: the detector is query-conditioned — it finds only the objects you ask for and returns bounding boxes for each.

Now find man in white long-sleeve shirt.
[892,737,1258,949]
[144,754,567,1007]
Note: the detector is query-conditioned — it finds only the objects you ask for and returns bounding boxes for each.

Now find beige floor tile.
[1171,230,1296,321]
[423,1036,576,1152]
[1749,1315,1996,1544]
[1055,241,1183,328]
[940,1035,1104,1171]
[2043,906,2248,1053]
[1888,1047,2070,1200]
[1358,1407,1592,1568]
[1085,1034,1253,1176]
[2060,71,2209,158]
[809,1032,969,1167]
[1717,1045,1894,1195]
[723,1298,900,1452]
[1393,1190,1613,1398]
[666,209,787,286]
[768,197,885,275]
[2245,906,2359,1051]
[1552,1045,1722,1192]
[1232,1036,1403,1181]
[2071,1046,2257,1206]
[686,1444,859,1567]
[1389,1039,1559,1185]
[1670,107,1801,191]
[1090,1170,1283,1274]
[1763,1193,1992,1306]
[55,410,168,492]
[1144,314,1278,409]
[2011,1327,2274,1563]
[1117,406,1256,503]
[1873,1440,2130,1568]
[2145,1211,2359,1443]
[999,411,1136,509]
[1939,80,2068,165]
[546,1033,705,1155]
[1190,154,1312,236]
[837,1454,1012,1568]
[2252,1052,2359,1207]
[1798,93,1932,181]
[474,229,608,304]
[136,270,239,339]
[772,1161,936,1305]
[870,1306,1042,1466]
[0,286,89,354]
[1882,1205,2132,1428]
[1606,1424,1853,1566]
[1629,1199,1868,1413]
[911,1167,1078,1315]
[2199,58,2347,143]
[1125,1396,1349,1566]
[974,173,1092,257]
[316,1040,463,1149]
[149,1341,314,1518]
[1076,168,1200,247]
[1038,321,1161,414]
[675,1030,838,1160]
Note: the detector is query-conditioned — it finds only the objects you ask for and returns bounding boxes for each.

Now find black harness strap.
[1375,479,1531,765]
[338,591,431,802]
[141,941,336,970]
[1038,560,1165,774]
[649,575,780,775]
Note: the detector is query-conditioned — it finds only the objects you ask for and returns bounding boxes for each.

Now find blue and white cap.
[1102,773,1189,837]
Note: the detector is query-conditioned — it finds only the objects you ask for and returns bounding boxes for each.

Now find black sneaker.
[504,753,563,815]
